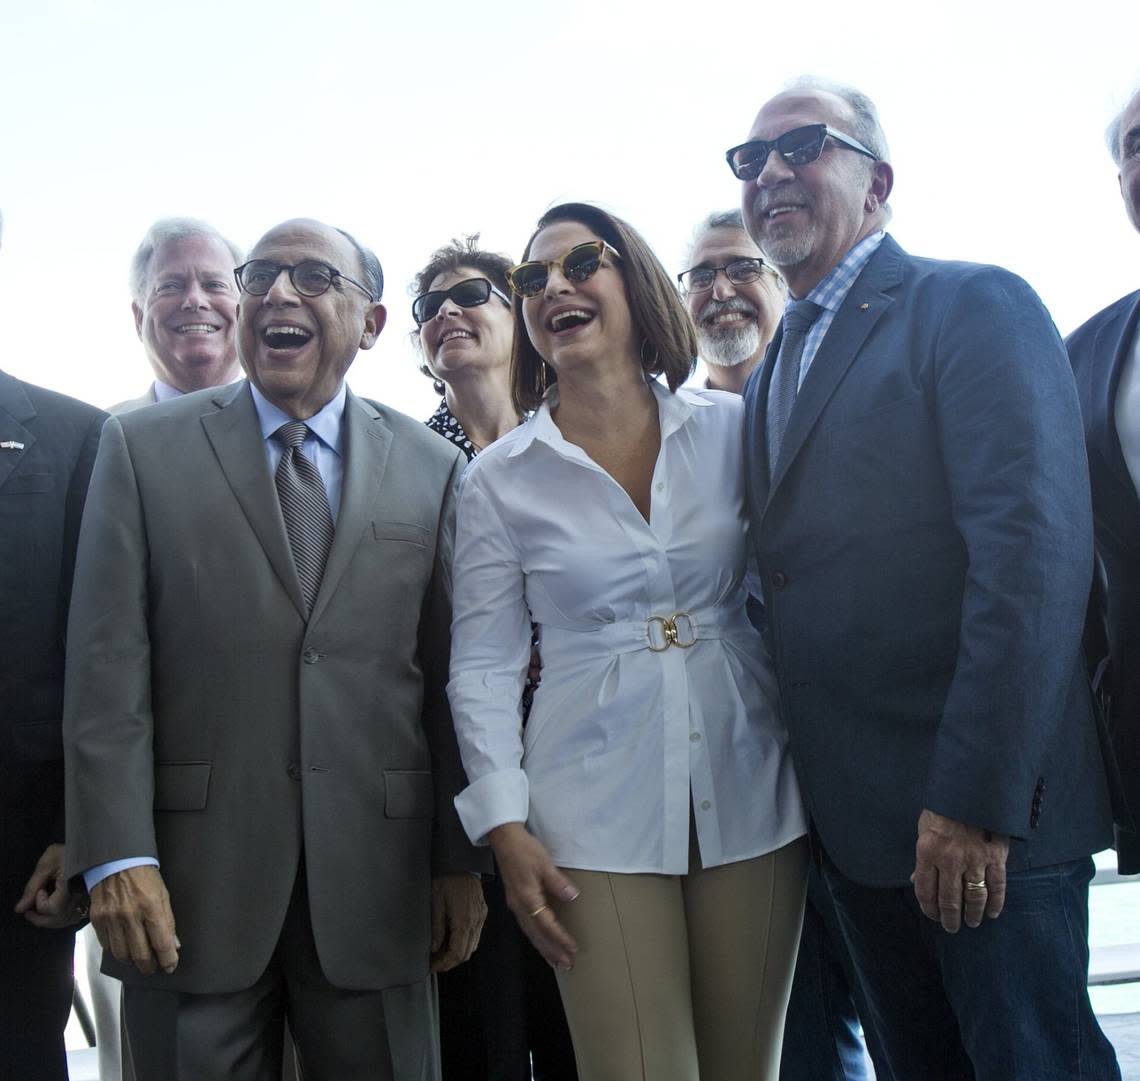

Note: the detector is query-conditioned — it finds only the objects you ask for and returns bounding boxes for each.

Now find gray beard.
[698,322,762,368]
[760,223,816,269]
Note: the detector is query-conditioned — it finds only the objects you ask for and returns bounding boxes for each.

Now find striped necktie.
[767,298,823,480]
[273,421,335,615]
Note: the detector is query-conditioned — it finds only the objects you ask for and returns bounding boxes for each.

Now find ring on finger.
[964,878,987,891]
[529,903,549,918]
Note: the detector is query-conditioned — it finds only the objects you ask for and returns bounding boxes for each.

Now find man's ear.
[132,301,144,342]
[870,160,894,208]
[359,302,387,350]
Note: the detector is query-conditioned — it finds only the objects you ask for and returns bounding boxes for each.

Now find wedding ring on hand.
[964,879,987,891]
[529,904,550,918]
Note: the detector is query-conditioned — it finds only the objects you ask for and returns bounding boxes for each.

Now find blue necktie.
[767,299,823,479]
[274,421,335,615]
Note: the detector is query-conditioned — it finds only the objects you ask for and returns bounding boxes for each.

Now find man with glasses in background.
[678,209,785,394]
[64,218,487,1081]
[732,77,1120,1078]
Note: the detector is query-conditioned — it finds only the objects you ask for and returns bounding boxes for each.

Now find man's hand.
[91,865,180,975]
[430,873,488,972]
[489,822,579,971]
[14,844,89,929]
[912,808,1009,932]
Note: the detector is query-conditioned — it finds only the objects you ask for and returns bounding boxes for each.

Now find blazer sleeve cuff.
[454,770,530,846]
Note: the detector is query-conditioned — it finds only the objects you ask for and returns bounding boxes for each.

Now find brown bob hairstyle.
[510,203,697,414]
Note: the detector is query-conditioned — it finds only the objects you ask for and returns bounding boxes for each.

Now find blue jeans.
[822,854,1120,1081]
[780,863,871,1080]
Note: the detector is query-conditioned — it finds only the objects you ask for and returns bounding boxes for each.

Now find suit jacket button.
[287,763,302,780]
[303,648,319,664]
[772,571,788,590]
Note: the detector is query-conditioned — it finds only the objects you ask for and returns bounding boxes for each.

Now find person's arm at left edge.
[16,403,106,930]
[420,447,490,971]
[912,268,1094,932]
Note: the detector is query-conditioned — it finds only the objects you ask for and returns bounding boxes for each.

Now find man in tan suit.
[65,218,486,1081]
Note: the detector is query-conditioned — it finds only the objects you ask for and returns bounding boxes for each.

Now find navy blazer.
[1067,290,1140,873]
[0,371,104,948]
[744,236,1113,886]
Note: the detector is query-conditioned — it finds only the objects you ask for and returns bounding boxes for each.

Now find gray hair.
[684,209,748,269]
[334,227,384,301]
[129,218,244,304]
[783,75,890,162]
[1106,85,1140,166]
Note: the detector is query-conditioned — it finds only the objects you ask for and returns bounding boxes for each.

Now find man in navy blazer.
[0,210,108,1079]
[1066,84,1140,876]
[732,79,1119,1079]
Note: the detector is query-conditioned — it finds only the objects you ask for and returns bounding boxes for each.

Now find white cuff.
[454,769,530,846]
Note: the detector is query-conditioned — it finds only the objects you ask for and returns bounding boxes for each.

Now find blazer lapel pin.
[1,440,26,450]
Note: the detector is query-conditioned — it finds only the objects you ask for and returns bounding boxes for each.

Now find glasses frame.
[725,124,878,181]
[677,257,767,295]
[411,277,512,326]
[506,240,623,299]
[234,260,376,302]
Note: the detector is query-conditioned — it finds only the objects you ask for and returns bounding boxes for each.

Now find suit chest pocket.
[2,472,55,494]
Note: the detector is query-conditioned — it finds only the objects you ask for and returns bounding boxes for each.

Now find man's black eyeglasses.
[412,278,511,326]
[725,124,877,182]
[234,260,376,302]
[677,258,766,295]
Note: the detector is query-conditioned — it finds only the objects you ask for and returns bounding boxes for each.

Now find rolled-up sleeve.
[448,468,534,844]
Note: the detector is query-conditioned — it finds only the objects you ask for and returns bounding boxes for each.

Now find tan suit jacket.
[64,381,481,994]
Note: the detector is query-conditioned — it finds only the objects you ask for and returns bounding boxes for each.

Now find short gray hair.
[783,75,890,162]
[129,218,243,304]
[334,227,384,301]
[684,209,749,269]
[1106,85,1140,166]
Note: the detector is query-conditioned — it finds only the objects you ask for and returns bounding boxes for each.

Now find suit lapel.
[0,373,36,491]
[744,336,780,514]
[308,392,392,625]
[1094,294,1140,497]
[200,382,307,618]
[764,238,902,517]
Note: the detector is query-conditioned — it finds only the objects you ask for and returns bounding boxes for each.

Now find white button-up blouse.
[448,382,806,875]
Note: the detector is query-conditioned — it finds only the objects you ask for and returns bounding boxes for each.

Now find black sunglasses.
[725,124,877,181]
[506,240,622,299]
[677,257,766,294]
[234,259,375,302]
[412,278,511,326]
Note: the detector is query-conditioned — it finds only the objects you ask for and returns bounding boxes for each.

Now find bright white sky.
[1,0,1138,419]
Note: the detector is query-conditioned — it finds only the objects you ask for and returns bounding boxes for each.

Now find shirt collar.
[250,381,348,456]
[794,230,886,315]
[152,379,182,402]
[506,378,710,459]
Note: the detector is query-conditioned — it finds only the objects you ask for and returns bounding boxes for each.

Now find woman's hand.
[489,822,580,970]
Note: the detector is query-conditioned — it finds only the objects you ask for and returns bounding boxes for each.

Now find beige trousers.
[553,837,808,1081]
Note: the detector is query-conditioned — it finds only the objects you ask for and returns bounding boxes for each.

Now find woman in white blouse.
[448,203,808,1081]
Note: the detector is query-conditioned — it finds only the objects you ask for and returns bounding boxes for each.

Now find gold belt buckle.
[646,611,696,652]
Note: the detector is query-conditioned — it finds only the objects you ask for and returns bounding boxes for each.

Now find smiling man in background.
[679,209,785,394]
[111,217,243,412]
[64,217,486,1081]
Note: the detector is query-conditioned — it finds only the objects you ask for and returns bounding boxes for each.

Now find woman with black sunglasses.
[412,236,521,459]
[447,204,809,1081]
[411,236,578,1081]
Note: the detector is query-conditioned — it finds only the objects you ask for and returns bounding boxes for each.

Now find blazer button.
[772,571,788,590]
[287,763,302,780]
[303,648,320,664]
